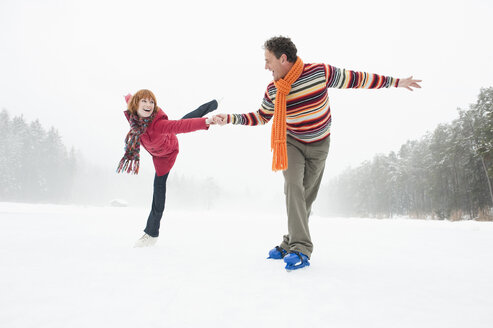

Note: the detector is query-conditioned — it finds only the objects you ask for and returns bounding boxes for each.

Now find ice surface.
[1,202,492,328]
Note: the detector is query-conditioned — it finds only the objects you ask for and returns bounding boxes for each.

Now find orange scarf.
[271,57,304,171]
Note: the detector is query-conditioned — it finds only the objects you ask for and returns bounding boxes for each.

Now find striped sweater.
[229,63,399,143]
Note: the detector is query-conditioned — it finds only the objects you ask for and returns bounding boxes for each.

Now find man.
[213,36,421,271]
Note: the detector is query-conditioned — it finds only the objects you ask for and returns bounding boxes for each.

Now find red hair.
[127,89,158,115]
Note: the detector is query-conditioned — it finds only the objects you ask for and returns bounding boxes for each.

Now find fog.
[1,0,492,205]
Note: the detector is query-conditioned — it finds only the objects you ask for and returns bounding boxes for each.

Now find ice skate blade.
[285,261,310,271]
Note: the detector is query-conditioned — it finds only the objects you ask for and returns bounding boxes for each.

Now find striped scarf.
[271,57,304,171]
[116,111,156,174]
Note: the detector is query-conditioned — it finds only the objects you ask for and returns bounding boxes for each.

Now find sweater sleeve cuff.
[394,78,400,88]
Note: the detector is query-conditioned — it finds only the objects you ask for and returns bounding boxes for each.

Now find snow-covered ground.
[1,202,492,328]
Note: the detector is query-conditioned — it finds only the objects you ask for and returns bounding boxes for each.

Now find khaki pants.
[279,135,330,258]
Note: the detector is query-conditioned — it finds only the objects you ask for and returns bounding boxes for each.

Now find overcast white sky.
[1,0,492,193]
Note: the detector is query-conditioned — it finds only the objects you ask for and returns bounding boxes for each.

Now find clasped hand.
[206,114,228,126]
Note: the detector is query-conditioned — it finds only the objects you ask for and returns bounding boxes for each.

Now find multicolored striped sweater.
[228,63,399,143]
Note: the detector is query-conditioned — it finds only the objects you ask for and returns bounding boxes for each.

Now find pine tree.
[470,88,493,206]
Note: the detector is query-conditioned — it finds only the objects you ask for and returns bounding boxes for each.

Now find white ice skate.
[134,233,158,248]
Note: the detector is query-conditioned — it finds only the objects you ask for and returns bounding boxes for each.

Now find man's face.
[264,50,286,81]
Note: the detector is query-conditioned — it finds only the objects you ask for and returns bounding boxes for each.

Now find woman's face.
[137,98,155,118]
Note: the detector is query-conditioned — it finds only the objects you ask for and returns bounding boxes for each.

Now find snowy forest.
[0,110,77,203]
[1,87,492,221]
[0,110,224,208]
[319,87,493,220]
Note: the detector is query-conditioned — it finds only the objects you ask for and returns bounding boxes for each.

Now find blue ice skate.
[267,246,288,259]
[284,251,310,271]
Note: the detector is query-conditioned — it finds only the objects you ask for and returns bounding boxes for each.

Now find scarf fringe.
[271,140,288,171]
[116,158,140,175]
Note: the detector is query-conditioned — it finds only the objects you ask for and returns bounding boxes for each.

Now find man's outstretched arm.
[325,64,421,91]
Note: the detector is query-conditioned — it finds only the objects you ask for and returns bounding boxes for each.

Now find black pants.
[143,99,218,237]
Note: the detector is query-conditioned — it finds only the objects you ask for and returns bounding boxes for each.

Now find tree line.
[319,87,493,220]
[0,109,226,208]
[2,87,492,218]
[0,109,76,203]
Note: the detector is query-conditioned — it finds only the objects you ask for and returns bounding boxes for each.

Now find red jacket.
[124,109,208,176]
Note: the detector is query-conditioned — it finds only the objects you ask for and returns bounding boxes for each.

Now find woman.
[117,89,217,247]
